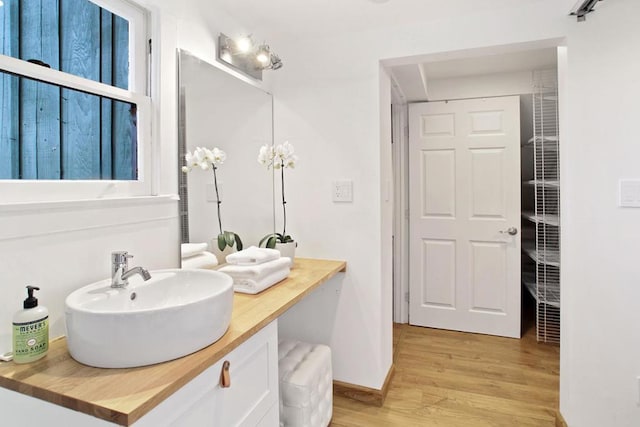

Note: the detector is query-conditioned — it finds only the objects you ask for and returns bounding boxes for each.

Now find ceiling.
[207,0,542,39]
[203,1,560,102]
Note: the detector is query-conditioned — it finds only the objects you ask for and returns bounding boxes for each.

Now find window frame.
[0,0,152,203]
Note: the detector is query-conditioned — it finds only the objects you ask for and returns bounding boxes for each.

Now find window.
[0,0,151,202]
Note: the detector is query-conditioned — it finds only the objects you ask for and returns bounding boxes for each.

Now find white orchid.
[257,141,298,249]
[258,141,298,169]
[205,147,226,165]
[258,145,274,167]
[182,146,242,251]
[182,146,226,172]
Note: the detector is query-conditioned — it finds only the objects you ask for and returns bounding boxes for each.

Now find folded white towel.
[181,251,219,269]
[181,243,209,259]
[233,268,290,294]
[218,257,291,280]
[225,246,280,266]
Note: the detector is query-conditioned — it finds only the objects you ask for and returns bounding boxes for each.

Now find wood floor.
[332,311,560,426]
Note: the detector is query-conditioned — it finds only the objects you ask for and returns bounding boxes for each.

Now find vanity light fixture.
[217,33,284,80]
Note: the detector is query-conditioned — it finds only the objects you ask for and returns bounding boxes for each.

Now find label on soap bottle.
[13,317,49,359]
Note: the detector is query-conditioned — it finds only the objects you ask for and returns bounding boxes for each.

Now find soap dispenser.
[12,286,49,364]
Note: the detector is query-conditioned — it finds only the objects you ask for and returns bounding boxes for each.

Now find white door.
[409,97,521,338]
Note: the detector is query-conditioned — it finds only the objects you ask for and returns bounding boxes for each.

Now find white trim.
[0,195,178,241]
[0,194,177,212]
[0,55,142,104]
[148,6,163,196]
[392,103,410,324]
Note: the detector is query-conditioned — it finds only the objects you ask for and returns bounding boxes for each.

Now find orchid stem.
[212,166,223,235]
[281,162,287,237]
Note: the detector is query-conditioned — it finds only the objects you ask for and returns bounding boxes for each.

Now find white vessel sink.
[65,269,233,368]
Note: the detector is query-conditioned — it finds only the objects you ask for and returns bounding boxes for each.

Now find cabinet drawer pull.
[220,360,231,388]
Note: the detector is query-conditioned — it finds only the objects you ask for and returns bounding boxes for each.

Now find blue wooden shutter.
[0,0,136,181]
[0,0,19,179]
[61,0,101,179]
[20,0,62,179]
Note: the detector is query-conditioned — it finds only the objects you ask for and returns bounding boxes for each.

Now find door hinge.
[148,38,152,55]
[404,291,409,303]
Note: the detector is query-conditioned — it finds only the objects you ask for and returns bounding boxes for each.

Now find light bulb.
[236,36,252,53]
[256,45,270,65]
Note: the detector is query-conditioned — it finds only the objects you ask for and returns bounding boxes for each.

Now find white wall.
[273,62,389,388]
[427,70,535,101]
[559,2,640,425]
[269,0,640,424]
[270,0,568,391]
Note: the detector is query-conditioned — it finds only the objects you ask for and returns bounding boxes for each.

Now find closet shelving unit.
[522,69,561,343]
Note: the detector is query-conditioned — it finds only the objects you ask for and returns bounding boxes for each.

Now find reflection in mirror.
[178,50,274,266]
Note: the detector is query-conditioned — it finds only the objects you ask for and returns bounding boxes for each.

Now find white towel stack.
[181,243,219,269]
[219,246,291,294]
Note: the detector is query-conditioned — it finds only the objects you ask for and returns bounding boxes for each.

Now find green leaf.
[283,235,294,243]
[224,231,234,247]
[259,233,275,247]
[217,233,227,251]
[234,233,243,251]
[266,235,277,248]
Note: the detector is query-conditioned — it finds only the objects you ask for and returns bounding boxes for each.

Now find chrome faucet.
[111,251,152,288]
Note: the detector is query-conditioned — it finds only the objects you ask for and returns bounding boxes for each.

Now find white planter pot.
[209,239,236,265]
[275,241,297,264]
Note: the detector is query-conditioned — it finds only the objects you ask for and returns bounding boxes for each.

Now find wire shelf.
[523,243,560,267]
[523,272,560,308]
[523,179,559,188]
[526,69,561,343]
[522,210,560,227]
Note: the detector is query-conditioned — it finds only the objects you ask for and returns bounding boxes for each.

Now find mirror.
[177,50,274,264]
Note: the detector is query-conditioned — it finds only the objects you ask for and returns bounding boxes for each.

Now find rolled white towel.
[218,257,291,280]
[181,242,208,259]
[233,268,290,294]
[181,251,219,269]
[225,246,280,266]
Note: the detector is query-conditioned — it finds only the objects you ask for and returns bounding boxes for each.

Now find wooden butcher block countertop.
[0,258,346,425]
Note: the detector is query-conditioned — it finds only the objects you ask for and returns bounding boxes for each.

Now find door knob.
[500,227,518,236]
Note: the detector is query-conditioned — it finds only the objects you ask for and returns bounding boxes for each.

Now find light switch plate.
[333,180,353,202]
[619,180,640,207]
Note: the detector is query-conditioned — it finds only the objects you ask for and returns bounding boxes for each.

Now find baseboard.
[555,410,568,427]
[333,364,395,407]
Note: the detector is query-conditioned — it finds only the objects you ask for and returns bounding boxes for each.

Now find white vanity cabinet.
[0,320,279,427]
[137,320,279,427]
